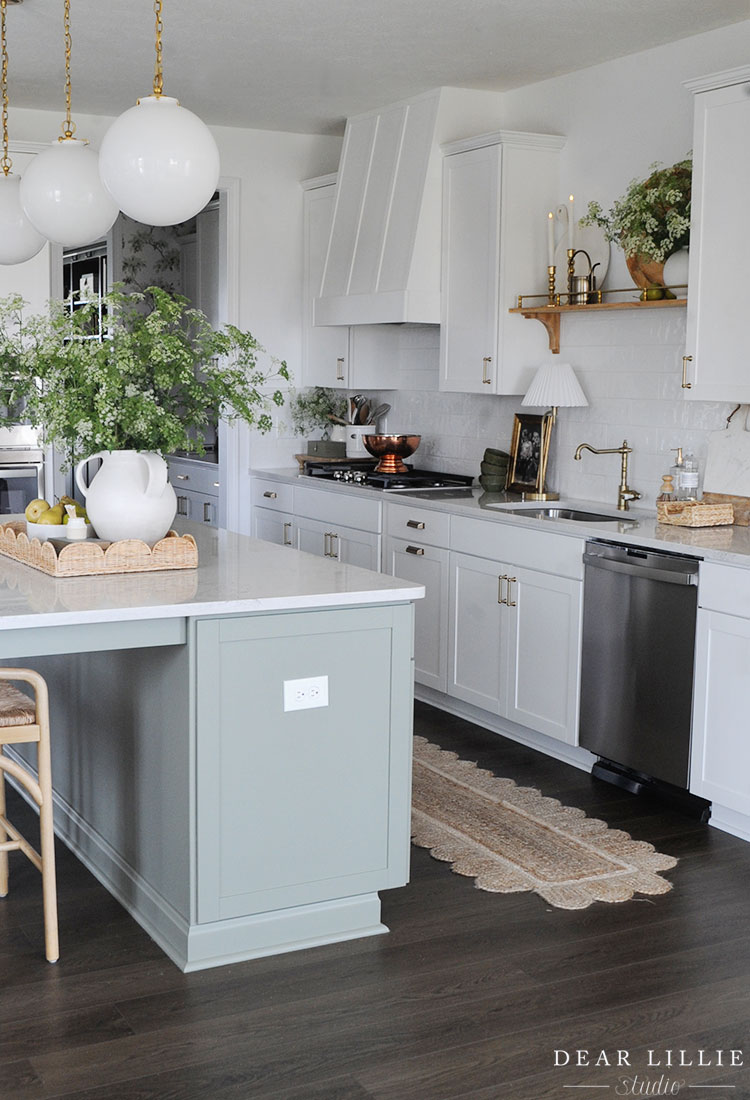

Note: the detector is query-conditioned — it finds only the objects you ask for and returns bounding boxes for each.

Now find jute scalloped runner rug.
[411,736,677,909]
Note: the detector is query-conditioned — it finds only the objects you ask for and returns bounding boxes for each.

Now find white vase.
[662,247,689,294]
[74,450,177,544]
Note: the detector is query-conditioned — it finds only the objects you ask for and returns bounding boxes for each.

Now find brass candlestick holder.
[547,265,556,305]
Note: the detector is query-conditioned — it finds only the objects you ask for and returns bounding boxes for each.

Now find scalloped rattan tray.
[0,522,198,577]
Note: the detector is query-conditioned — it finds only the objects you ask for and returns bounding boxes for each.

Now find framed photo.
[507,413,549,494]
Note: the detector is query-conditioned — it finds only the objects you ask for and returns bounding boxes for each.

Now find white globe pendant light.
[21,137,118,247]
[0,0,45,265]
[0,173,45,264]
[19,0,118,249]
[99,1,219,226]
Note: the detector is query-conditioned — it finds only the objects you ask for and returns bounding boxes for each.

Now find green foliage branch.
[0,286,290,466]
[580,156,692,263]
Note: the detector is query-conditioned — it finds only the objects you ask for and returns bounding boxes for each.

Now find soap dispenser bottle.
[670,448,685,499]
[681,450,701,500]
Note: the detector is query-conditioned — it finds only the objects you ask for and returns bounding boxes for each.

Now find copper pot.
[363,434,421,474]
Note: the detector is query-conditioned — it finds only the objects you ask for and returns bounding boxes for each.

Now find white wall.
[357,22,750,508]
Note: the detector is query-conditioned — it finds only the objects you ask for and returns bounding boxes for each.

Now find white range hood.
[314,87,507,327]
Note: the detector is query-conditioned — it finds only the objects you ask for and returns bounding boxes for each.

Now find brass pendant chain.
[153,0,163,97]
[1,0,11,176]
[60,0,75,140]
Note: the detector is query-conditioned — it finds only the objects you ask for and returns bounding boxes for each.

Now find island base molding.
[8,744,390,971]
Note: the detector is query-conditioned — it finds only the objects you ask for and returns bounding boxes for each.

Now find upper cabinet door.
[684,72,750,402]
[302,182,350,388]
[440,144,502,394]
[439,132,564,396]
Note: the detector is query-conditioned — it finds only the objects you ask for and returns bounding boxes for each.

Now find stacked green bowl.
[479,447,509,493]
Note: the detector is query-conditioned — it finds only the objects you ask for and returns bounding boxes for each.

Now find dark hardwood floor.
[2,700,750,1099]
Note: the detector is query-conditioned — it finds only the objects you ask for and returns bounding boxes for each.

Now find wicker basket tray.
[656,500,734,527]
[0,522,198,577]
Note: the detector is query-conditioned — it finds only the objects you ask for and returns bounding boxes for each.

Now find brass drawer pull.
[406,519,425,529]
[263,490,277,499]
[176,474,190,481]
[507,576,517,607]
[406,545,425,555]
[283,521,292,546]
[482,356,492,385]
[336,357,345,381]
[682,355,693,390]
[498,574,508,605]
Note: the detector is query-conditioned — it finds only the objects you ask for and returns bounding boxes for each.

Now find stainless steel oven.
[0,449,45,515]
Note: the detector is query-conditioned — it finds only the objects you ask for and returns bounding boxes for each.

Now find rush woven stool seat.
[0,669,58,962]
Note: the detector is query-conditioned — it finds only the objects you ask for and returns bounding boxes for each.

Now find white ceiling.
[7,0,750,135]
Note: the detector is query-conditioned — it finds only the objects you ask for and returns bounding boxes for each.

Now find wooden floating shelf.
[509,297,687,354]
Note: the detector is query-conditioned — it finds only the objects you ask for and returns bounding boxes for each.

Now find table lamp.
[521,362,588,500]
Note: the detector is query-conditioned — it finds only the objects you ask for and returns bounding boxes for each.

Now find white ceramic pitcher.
[75,450,177,544]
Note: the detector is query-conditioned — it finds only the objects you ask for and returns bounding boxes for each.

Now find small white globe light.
[20,138,119,248]
[0,173,46,265]
[99,95,220,226]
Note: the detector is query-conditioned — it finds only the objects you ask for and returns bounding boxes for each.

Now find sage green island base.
[0,524,422,971]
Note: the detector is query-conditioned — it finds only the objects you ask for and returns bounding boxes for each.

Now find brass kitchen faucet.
[574,439,641,511]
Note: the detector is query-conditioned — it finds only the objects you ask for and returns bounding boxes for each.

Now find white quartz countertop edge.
[0,519,424,628]
[254,468,750,567]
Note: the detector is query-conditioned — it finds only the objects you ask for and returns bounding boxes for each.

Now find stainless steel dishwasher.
[579,540,708,816]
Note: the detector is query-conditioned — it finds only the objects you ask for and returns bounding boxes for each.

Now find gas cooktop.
[303,462,475,493]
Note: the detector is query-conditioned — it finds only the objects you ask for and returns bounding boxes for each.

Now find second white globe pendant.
[20,137,118,247]
[19,0,118,249]
[99,0,220,227]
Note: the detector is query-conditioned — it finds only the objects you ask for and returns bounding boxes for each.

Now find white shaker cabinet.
[383,503,451,693]
[448,517,583,744]
[301,178,399,390]
[250,478,295,546]
[167,458,221,529]
[440,132,564,396]
[683,68,750,401]
[691,562,750,819]
[292,484,382,572]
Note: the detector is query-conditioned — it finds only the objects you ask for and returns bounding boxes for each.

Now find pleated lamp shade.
[522,362,588,410]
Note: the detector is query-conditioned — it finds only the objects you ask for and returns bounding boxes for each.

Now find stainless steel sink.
[488,505,623,523]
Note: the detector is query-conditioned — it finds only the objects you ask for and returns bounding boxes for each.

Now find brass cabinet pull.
[482,356,492,385]
[406,519,425,530]
[406,545,425,555]
[176,474,190,481]
[682,355,693,390]
[507,576,517,607]
[498,574,508,605]
[282,521,292,546]
[336,357,346,381]
[263,490,277,499]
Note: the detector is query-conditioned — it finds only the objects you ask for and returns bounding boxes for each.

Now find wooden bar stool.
[0,669,59,963]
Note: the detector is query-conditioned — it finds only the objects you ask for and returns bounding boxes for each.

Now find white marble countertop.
[254,467,750,567]
[0,519,424,631]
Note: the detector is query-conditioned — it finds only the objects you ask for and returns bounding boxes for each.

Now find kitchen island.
[0,521,423,971]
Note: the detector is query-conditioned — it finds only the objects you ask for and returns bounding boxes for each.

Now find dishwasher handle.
[583,551,698,586]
